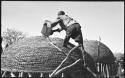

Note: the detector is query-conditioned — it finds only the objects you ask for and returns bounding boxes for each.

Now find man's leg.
[50,24,83,77]
[63,35,70,47]
[50,27,75,76]
[63,25,75,47]
[78,43,98,77]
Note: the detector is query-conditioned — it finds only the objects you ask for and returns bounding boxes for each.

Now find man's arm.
[50,18,64,35]
[51,17,65,31]
[51,19,60,27]
[50,28,61,35]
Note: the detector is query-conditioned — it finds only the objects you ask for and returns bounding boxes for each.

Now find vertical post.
[49,73,51,77]
[97,36,101,61]
[118,62,122,78]
[10,72,16,77]
[19,72,23,77]
[28,73,32,77]
[1,70,3,75]
[102,64,105,77]
[99,63,101,74]
[97,36,101,77]
[40,73,43,77]
[106,64,109,78]
[97,62,99,72]
[101,63,104,77]
[61,73,64,78]
[2,71,7,77]
[103,64,107,78]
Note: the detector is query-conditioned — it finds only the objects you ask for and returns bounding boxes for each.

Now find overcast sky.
[1,1,124,53]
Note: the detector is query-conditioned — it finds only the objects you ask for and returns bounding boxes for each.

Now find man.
[49,11,87,77]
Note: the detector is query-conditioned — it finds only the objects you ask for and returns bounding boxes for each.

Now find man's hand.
[50,28,61,35]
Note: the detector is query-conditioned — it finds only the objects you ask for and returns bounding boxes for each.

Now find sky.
[1,1,124,53]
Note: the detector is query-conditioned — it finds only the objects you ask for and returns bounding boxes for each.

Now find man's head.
[58,11,65,17]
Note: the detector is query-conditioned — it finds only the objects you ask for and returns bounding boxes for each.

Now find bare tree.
[2,28,27,48]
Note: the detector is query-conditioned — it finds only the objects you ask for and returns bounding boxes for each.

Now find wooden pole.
[97,36,101,71]
[61,73,64,78]
[102,64,106,78]
[2,71,7,77]
[1,70,3,75]
[40,73,43,77]
[106,64,109,78]
[28,73,32,77]
[102,64,105,77]
[10,72,16,77]
[49,73,52,77]
[19,72,23,77]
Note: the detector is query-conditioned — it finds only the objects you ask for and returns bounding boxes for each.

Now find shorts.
[66,23,83,44]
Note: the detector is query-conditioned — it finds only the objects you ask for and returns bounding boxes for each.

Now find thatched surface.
[1,36,115,73]
[83,40,115,63]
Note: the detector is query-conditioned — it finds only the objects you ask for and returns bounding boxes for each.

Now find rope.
[46,37,67,56]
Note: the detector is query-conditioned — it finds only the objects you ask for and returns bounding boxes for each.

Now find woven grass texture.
[1,36,115,73]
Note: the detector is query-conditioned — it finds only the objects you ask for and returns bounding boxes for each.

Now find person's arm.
[50,18,64,34]
[51,18,60,27]
[50,28,61,35]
